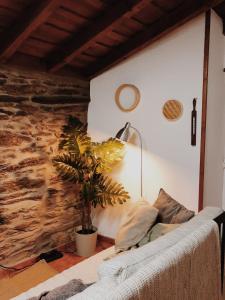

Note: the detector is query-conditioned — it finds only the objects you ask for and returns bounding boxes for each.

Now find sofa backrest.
[97,207,223,284]
[71,219,221,300]
[104,220,221,300]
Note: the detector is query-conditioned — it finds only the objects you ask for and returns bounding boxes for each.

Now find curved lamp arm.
[130,125,143,198]
[115,122,143,198]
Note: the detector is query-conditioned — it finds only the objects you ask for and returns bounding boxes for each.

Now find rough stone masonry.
[0,65,90,265]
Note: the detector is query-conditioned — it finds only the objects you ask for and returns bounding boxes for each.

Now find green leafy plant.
[53,116,129,234]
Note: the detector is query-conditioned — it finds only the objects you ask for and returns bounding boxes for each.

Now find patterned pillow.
[153,188,195,224]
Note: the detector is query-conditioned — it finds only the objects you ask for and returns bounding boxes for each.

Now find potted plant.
[53,116,129,257]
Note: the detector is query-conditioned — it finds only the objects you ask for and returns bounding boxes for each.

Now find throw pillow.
[138,223,180,246]
[149,223,180,241]
[115,198,158,252]
[153,188,195,223]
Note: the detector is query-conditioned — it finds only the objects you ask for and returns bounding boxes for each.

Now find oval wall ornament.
[162,99,183,121]
[115,84,140,112]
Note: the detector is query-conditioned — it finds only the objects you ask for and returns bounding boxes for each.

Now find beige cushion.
[138,223,180,246]
[153,188,195,223]
[115,198,158,252]
[149,223,180,241]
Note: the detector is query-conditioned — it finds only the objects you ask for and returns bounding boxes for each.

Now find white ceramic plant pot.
[75,226,98,257]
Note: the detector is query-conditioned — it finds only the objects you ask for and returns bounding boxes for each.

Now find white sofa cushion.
[97,207,223,284]
[70,278,116,300]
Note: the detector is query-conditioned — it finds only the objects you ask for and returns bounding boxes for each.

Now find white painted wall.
[204,10,225,208]
[88,15,205,238]
[224,37,225,66]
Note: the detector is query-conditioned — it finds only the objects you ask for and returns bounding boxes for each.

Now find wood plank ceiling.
[0,0,223,79]
[214,1,225,32]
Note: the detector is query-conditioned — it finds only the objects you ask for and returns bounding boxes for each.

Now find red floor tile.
[0,240,113,279]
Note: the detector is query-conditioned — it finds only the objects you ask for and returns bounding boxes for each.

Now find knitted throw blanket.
[104,220,221,300]
[28,279,92,300]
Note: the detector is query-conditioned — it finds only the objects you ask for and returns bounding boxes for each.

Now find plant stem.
[81,205,86,231]
[87,201,92,231]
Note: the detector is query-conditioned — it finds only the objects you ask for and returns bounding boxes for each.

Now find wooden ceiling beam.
[47,0,150,73]
[213,1,225,34]
[5,52,86,81]
[84,0,224,78]
[0,0,61,62]
[151,0,169,13]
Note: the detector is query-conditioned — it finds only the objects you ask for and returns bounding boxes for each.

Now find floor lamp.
[115,122,143,198]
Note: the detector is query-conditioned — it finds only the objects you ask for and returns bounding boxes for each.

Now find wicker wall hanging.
[162,99,183,121]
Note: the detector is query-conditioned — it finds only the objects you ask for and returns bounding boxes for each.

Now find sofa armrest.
[214,211,225,291]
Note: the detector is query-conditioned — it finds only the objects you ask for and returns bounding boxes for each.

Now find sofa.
[13,207,224,300]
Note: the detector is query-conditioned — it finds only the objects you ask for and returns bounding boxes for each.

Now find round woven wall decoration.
[162,100,183,121]
[115,84,140,112]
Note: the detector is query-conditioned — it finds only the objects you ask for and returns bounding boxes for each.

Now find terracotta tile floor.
[0,257,39,280]
[50,240,113,273]
[0,239,113,279]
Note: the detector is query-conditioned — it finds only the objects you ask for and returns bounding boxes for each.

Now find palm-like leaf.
[53,153,86,183]
[59,116,87,150]
[66,132,91,155]
[92,175,129,207]
[60,131,91,155]
[62,115,86,134]
[92,138,124,173]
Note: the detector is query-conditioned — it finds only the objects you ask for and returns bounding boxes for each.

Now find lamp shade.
[115,122,131,141]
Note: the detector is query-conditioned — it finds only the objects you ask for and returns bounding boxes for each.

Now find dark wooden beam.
[84,0,223,78]
[199,10,211,212]
[213,0,225,34]
[151,0,169,13]
[47,0,150,73]
[0,0,61,62]
[223,18,225,34]
[5,52,87,81]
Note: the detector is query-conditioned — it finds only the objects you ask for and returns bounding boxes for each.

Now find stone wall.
[0,66,90,265]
